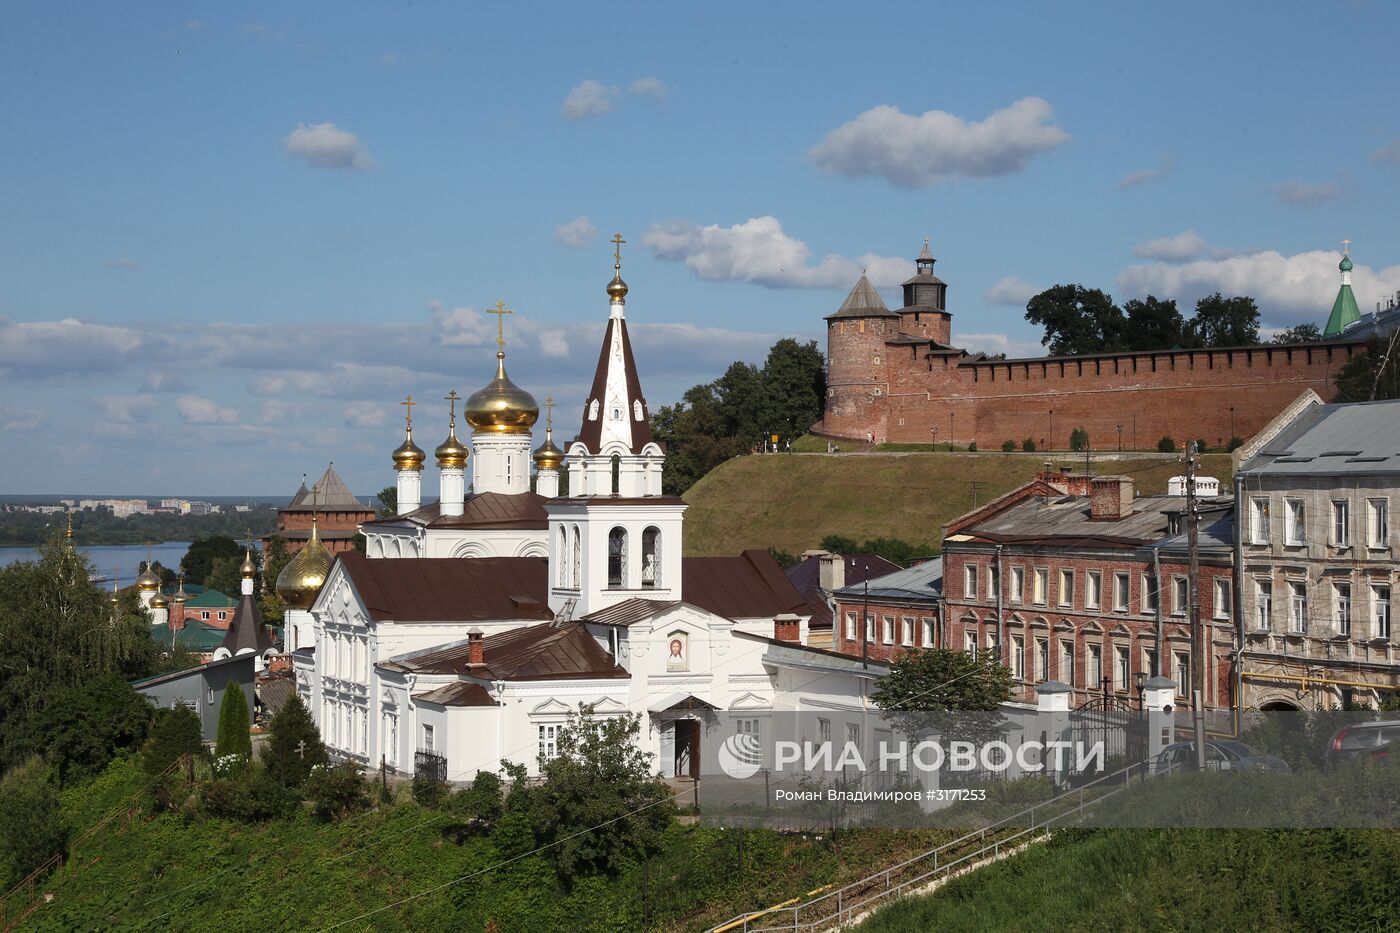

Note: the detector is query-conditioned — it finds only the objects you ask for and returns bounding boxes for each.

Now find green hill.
[682,451,1236,557]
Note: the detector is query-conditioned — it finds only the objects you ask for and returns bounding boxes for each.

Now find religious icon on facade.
[666,630,688,672]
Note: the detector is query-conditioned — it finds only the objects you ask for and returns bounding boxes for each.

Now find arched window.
[608,527,627,588]
[611,454,621,496]
[571,524,581,588]
[642,527,660,587]
[556,526,568,586]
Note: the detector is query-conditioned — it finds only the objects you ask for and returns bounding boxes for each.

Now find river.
[0,541,196,582]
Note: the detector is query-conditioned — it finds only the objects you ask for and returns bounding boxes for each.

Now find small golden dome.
[533,428,564,471]
[435,422,469,467]
[172,577,189,604]
[136,562,161,591]
[240,548,256,579]
[107,588,119,605]
[393,427,426,472]
[275,525,333,610]
[464,352,540,435]
[149,592,169,609]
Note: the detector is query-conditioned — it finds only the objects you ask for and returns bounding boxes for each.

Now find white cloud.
[100,394,155,425]
[379,52,397,65]
[808,97,1070,188]
[176,394,239,425]
[182,19,204,31]
[561,80,620,120]
[952,333,1046,359]
[1131,230,1208,262]
[982,276,1041,306]
[0,318,147,379]
[344,401,387,428]
[102,257,140,270]
[1118,156,1174,189]
[643,216,907,289]
[140,370,190,393]
[1371,140,1400,165]
[0,406,44,432]
[538,330,570,358]
[628,77,667,101]
[1118,249,1400,325]
[1273,179,1340,206]
[284,122,377,171]
[554,216,598,248]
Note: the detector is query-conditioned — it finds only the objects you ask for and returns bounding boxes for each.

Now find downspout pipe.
[1152,546,1165,678]
[994,544,1005,660]
[1233,472,1247,736]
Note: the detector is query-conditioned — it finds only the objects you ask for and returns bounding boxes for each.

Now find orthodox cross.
[244,527,254,550]
[487,301,512,352]
[295,740,307,759]
[544,395,555,431]
[611,233,625,268]
[401,394,415,429]
[1342,238,1351,256]
[444,388,461,423]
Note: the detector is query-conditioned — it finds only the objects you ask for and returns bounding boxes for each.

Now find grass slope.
[856,827,1400,933]
[682,451,1235,557]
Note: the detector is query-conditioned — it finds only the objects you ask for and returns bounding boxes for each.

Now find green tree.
[1025,285,1126,355]
[1273,322,1323,344]
[143,704,203,776]
[0,758,67,888]
[264,693,327,787]
[505,706,673,884]
[1157,436,1177,453]
[713,361,767,445]
[761,338,827,440]
[215,683,252,763]
[1069,427,1090,452]
[1188,293,1260,347]
[1334,335,1400,402]
[37,674,153,785]
[1122,296,1187,350]
[180,535,242,585]
[376,486,397,518]
[259,535,291,623]
[872,648,1014,740]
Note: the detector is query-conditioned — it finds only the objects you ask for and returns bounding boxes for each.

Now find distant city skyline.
[3,1,1400,493]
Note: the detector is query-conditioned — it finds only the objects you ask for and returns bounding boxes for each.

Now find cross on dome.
[487,301,513,353]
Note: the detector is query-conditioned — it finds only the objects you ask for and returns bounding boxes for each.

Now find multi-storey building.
[830,559,944,663]
[1236,391,1400,710]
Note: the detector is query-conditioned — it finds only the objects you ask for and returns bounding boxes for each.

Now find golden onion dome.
[392,427,426,472]
[275,526,333,610]
[107,588,120,605]
[435,421,469,468]
[464,352,540,434]
[607,271,629,303]
[149,591,169,609]
[136,562,161,591]
[240,548,256,579]
[172,578,189,604]
[533,432,565,471]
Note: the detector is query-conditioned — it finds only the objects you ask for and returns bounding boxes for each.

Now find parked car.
[1326,720,1400,769]
[1155,740,1290,773]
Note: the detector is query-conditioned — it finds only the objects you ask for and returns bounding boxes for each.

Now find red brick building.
[268,464,375,557]
[817,243,1369,450]
[939,470,1236,709]
[831,557,944,664]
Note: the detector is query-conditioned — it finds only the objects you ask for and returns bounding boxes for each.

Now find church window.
[556,527,568,586]
[421,723,435,753]
[642,527,660,587]
[571,524,581,587]
[608,527,627,588]
[539,723,560,762]
[612,407,621,421]
[611,454,621,496]
[506,454,512,485]
[383,712,398,766]
[633,400,643,420]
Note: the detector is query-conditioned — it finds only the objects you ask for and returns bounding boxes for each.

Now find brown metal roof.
[395,623,628,681]
[412,682,500,706]
[575,316,654,455]
[579,598,682,627]
[682,549,808,619]
[363,491,550,530]
[338,553,552,623]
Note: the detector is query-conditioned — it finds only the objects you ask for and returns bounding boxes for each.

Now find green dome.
[1339,256,1353,272]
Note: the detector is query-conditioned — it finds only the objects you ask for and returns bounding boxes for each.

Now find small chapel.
[286,240,884,783]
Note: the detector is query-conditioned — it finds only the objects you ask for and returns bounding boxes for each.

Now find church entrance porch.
[673,719,700,779]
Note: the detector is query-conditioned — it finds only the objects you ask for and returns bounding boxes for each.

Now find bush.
[214,683,252,762]
[1001,440,1016,452]
[0,758,67,888]
[968,441,978,452]
[306,761,370,822]
[143,704,203,777]
[37,673,153,786]
[413,770,447,809]
[1157,436,1177,453]
[201,766,295,822]
[1068,428,1089,452]
[264,694,327,787]
[1227,435,1244,452]
[1021,438,1036,452]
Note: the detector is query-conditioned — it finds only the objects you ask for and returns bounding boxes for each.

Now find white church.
[282,243,886,782]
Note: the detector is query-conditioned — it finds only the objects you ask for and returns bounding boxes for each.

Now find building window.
[571,524,581,587]
[1113,573,1130,612]
[1255,580,1272,631]
[1174,652,1190,696]
[1086,571,1102,610]
[1059,640,1075,686]
[1088,644,1103,687]
[1368,499,1389,548]
[384,713,397,766]
[922,617,935,646]
[359,709,368,755]
[1058,569,1073,608]
[844,611,857,641]
[1284,499,1306,546]
[1213,579,1231,619]
[1144,647,1158,680]
[1289,582,1308,634]
[818,718,831,744]
[1113,645,1129,690]
[1009,567,1024,604]
[556,527,568,586]
[610,454,621,495]
[901,617,914,647]
[641,527,660,587]
[201,611,209,621]
[964,564,978,599]
[1173,577,1188,616]
[608,527,627,588]
[988,564,1000,601]
[964,631,977,654]
[1250,497,1270,545]
[1143,574,1159,615]
[1035,638,1048,682]
[538,723,560,763]
[421,724,434,754]
[1335,583,1352,637]
[882,616,894,645]
[1373,585,1392,639]
[1032,568,1048,606]
[1332,500,1351,547]
[1011,635,1025,680]
[864,614,874,643]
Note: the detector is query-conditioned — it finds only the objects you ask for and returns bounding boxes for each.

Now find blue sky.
[3,1,1399,495]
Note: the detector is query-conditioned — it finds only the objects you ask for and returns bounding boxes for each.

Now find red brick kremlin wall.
[819,318,1367,449]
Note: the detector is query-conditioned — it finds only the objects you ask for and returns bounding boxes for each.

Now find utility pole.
[1187,442,1206,770]
[971,480,985,509]
[861,570,870,670]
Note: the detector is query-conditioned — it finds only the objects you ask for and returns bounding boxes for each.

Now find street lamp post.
[1134,670,1148,710]
[1116,424,1123,452]
[1229,406,1236,442]
[1048,410,1054,450]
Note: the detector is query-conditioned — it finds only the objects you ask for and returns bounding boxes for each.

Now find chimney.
[774,613,802,644]
[467,627,485,665]
[1089,476,1134,521]
[818,553,845,592]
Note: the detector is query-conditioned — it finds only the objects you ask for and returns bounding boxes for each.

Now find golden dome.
[533,429,565,471]
[392,427,426,472]
[275,523,333,609]
[136,562,161,592]
[464,352,540,434]
[607,272,629,303]
[172,577,189,604]
[435,422,469,467]
[149,591,169,609]
[107,588,120,605]
[240,548,256,579]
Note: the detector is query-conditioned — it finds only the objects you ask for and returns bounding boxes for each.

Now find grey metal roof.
[826,274,898,319]
[286,465,370,511]
[963,494,1230,547]
[1239,399,1400,477]
[1152,508,1236,555]
[833,558,943,604]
